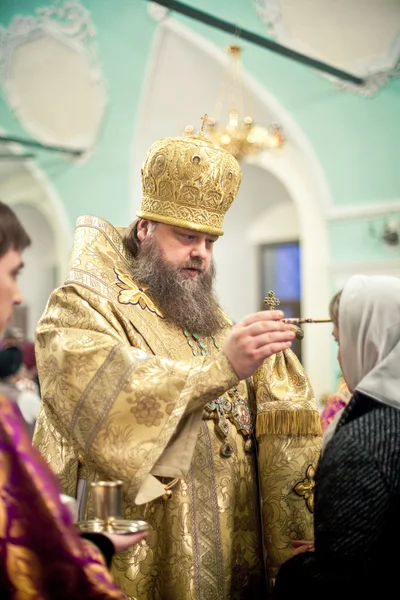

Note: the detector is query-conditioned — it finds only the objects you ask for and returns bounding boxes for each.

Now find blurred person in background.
[320,376,351,433]
[0,325,24,349]
[1,326,40,389]
[0,344,41,438]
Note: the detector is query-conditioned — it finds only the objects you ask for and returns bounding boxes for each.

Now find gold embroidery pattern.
[257,435,321,584]
[33,214,320,599]
[115,268,163,317]
[293,464,316,513]
[253,349,322,586]
[189,425,226,600]
[138,136,241,236]
[183,330,254,457]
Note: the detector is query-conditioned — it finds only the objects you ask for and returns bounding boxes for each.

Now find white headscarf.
[339,274,400,410]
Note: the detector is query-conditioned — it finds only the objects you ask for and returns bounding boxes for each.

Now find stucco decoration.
[147,1,168,22]
[0,1,107,151]
[253,0,400,96]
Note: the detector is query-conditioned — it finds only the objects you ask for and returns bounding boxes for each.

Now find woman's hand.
[104,530,148,553]
[291,539,315,556]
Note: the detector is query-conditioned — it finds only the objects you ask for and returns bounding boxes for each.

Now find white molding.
[147,1,168,22]
[327,201,400,221]
[329,258,400,274]
[253,0,400,96]
[0,128,72,281]
[0,0,107,152]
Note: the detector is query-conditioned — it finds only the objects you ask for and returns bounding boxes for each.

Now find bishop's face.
[132,220,224,336]
[136,221,218,277]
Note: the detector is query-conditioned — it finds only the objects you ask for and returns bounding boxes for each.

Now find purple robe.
[0,393,126,599]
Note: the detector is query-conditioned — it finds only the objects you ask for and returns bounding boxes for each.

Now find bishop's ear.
[137,219,150,242]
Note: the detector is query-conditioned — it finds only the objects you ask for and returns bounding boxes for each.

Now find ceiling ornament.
[0,0,107,152]
[185,45,284,161]
[253,0,400,97]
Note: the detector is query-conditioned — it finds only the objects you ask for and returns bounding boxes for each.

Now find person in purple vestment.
[0,201,147,599]
[320,376,351,433]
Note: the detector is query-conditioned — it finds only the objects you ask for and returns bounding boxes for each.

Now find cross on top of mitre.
[264,290,280,310]
[184,114,214,141]
[200,114,209,134]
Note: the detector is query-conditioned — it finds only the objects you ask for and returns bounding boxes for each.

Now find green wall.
[330,215,400,262]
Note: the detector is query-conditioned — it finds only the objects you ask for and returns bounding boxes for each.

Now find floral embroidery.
[114,268,163,317]
[127,396,164,427]
[293,464,315,513]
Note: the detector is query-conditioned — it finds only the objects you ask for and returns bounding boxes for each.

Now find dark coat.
[273,391,400,599]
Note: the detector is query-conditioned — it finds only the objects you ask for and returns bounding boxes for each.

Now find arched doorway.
[0,158,71,340]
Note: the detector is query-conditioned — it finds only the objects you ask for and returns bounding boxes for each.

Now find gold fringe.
[256,410,322,438]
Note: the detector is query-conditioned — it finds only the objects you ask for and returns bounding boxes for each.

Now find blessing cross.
[264,290,280,310]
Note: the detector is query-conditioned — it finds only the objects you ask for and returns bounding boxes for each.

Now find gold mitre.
[137,116,242,236]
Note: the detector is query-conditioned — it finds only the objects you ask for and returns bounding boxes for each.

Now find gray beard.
[131,236,225,336]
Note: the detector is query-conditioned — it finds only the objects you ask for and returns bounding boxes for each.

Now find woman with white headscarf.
[273,274,400,599]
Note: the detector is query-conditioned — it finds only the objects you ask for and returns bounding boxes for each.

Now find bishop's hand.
[223,310,295,381]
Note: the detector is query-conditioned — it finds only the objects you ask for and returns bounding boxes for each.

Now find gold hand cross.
[264,290,280,310]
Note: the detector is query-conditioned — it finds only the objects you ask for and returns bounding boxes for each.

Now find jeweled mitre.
[137,134,242,236]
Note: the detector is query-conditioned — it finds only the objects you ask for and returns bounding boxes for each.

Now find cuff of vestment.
[80,532,115,568]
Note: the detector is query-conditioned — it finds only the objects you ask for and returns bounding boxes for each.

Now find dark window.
[260,242,302,360]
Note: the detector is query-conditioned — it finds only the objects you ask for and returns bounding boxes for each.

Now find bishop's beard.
[131,235,226,336]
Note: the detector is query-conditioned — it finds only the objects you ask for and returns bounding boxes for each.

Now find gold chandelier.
[186,45,284,160]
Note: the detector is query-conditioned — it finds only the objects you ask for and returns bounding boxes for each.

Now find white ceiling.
[255,0,400,79]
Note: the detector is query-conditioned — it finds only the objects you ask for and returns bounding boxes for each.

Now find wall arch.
[0,151,72,337]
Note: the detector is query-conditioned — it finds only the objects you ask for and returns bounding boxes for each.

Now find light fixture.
[185,45,284,160]
[369,218,400,247]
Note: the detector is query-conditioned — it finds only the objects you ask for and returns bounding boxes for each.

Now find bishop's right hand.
[223,310,295,381]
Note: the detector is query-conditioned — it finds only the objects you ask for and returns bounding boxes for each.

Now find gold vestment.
[33,215,322,600]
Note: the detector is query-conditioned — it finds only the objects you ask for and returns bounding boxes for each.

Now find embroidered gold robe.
[33,215,322,600]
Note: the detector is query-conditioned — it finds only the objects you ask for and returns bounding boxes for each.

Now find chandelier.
[186,45,284,160]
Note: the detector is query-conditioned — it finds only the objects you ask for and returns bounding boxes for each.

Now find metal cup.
[90,480,123,521]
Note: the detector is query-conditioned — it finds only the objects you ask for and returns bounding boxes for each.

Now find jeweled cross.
[264,290,280,310]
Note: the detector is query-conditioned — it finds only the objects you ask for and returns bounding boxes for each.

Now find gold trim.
[136,209,224,236]
[256,410,322,437]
